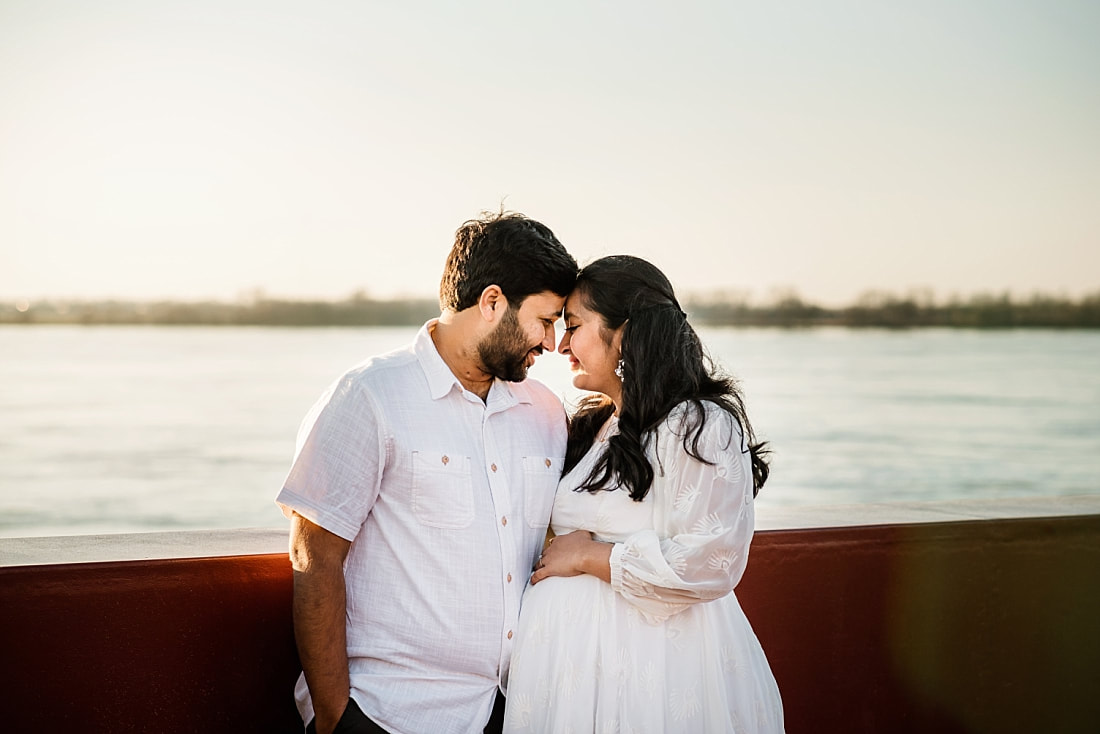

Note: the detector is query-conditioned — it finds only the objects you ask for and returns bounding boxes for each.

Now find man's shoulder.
[352,346,418,374]
[339,343,419,383]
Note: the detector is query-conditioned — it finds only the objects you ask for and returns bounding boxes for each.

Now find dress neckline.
[596,415,618,443]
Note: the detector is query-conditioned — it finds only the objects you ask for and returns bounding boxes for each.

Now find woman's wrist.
[583,539,614,582]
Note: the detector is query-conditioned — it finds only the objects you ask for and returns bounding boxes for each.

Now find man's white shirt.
[277,321,566,734]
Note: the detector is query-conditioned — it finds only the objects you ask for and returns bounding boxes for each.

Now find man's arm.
[289,512,353,734]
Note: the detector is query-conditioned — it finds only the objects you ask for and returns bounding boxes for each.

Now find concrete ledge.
[4,495,1099,566]
[0,527,289,567]
[754,493,1100,530]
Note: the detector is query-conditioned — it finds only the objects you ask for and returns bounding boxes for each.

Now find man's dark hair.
[439,211,578,312]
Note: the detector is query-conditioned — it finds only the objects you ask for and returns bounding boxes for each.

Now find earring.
[615,358,624,379]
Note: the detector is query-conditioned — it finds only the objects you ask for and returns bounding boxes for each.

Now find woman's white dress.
[503,404,784,733]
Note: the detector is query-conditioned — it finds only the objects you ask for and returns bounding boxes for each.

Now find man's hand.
[290,513,353,734]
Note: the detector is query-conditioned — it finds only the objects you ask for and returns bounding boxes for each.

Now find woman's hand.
[531,529,612,585]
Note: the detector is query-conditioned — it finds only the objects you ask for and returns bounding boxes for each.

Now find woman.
[503,256,783,733]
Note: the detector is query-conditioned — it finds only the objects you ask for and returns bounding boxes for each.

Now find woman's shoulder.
[659,399,743,449]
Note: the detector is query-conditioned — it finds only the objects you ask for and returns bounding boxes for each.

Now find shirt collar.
[414,320,534,407]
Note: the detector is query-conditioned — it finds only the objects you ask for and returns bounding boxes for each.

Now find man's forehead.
[519,290,567,316]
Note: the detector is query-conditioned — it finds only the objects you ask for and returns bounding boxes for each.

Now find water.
[1,325,1098,538]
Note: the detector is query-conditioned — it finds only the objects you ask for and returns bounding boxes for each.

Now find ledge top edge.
[0,527,289,568]
[3,495,1099,567]
[753,493,1100,531]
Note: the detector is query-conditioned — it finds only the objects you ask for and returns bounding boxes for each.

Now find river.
[1,325,1097,537]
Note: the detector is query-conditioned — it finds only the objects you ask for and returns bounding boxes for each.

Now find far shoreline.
[2,291,1099,329]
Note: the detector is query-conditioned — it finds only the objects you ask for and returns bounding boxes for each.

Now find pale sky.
[1,0,1097,306]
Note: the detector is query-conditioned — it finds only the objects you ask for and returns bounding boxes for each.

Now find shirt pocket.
[523,455,564,528]
[411,451,475,529]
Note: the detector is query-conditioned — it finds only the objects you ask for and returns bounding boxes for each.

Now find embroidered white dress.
[503,403,784,734]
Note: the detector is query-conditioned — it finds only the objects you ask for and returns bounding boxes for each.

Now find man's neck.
[430,315,494,402]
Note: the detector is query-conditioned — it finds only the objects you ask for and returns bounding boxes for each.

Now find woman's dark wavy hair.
[565,255,770,500]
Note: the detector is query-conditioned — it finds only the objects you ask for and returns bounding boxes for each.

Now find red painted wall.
[0,554,300,733]
[2,515,1098,733]
[739,516,1100,733]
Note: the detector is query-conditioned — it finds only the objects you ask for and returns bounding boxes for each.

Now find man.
[277,211,577,734]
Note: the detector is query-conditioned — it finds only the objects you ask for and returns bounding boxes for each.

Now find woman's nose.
[557,331,570,354]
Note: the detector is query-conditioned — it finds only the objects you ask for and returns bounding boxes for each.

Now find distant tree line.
[3,291,1099,328]
[684,291,1100,328]
[0,296,439,327]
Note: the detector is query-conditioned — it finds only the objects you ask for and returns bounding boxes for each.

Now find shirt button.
[507,630,513,640]
[491,463,498,472]
[501,516,508,526]
[506,573,513,583]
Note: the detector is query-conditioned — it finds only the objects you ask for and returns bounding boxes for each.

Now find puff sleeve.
[608,406,755,624]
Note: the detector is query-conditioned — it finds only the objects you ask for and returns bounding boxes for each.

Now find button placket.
[483,413,521,669]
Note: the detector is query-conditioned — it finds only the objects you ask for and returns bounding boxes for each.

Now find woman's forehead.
[564,292,595,319]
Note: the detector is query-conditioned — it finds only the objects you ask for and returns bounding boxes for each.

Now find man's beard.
[478,307,540,383]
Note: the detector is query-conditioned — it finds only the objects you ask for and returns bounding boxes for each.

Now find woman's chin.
[571,376,608,396]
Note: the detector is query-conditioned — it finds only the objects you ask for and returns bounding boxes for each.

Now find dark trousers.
[483,691,506,734]
[306,699,387,734]
[307,693,506,734]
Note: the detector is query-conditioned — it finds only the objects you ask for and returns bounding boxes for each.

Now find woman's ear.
[477,285,508,323]
[610,323,625,352]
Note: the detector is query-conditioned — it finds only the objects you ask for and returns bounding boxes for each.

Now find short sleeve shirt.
[276,321,567,734]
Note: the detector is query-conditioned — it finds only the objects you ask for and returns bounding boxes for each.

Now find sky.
[1,0,1097,306]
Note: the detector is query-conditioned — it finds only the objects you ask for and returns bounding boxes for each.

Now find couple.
[276,211,784,734]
